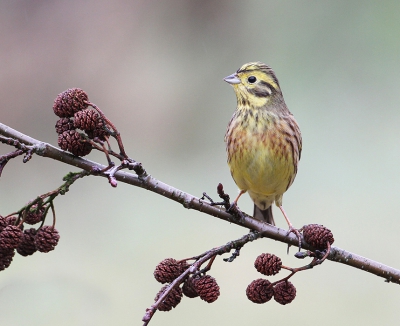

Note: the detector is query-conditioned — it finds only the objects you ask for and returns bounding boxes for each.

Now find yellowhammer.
[224,62,302,236]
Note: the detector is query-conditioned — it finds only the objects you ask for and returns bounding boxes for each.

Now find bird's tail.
[253,205,275,225]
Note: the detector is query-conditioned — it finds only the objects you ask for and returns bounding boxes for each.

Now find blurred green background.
[1,1,400,325]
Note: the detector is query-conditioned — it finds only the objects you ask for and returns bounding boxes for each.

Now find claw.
[227,202,245,221]
[279,205,302,251]
[227,202,236,213]
[286,226,302,251]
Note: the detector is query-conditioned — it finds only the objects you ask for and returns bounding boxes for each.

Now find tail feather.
[253,205,275,225]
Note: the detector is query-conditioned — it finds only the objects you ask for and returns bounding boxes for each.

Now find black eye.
[248,76,257,83]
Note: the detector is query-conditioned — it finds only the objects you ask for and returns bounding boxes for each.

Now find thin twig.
[4,169,90,226]
[87,101,128,158]
[274,242,332,287]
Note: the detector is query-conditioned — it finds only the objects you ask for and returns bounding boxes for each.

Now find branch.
[1,122,399,285]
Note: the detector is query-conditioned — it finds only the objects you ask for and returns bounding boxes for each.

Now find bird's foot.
[278,206,302,252]
[227,202,245,222]
[286,226,302,252]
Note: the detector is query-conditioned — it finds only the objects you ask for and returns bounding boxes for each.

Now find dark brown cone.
[55,118,75,134]
[273,281,296,305]
[180,260,189,272]
[92,125,108,141]
[17,228,37,256]
[53,88,89,118]
[246,278,274,304]
[34,226,60,253]
[254,253,282,276]
[193,275,220,303]
[74,109,99,130]
[154,258,186,284]
[182,276,199,298]
[0,248,15,271]
[0,225,23,249]
[25,205,45,225]
[58,130,92,157]
[6,216,17,225]
[0,215,17,232]
[155,285,183,311]
[303,224,334,250]
[74,109,109,141]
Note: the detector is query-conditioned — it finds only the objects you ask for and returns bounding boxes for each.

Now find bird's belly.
[227,133,295,201]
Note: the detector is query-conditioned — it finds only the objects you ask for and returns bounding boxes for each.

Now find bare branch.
[1,122,399,285]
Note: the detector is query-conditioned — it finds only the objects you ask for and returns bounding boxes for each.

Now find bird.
[224,62,302,235]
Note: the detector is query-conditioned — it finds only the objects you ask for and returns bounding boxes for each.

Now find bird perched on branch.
[224,62,302,238]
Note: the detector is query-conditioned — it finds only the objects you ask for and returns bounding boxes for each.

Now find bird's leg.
[233,190,246,206]
[229,189,246,212]
[279,206,302,251]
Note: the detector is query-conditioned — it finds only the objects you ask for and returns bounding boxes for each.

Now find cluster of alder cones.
[151,224,334,311]
[0,205,60,271]
[53,88,110,157]
[153,258,220,311]
[247,253,295,305]
[247,224,334,305]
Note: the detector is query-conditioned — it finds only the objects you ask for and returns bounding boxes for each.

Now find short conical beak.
[224,73,240,85]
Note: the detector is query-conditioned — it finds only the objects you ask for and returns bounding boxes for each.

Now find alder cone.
[25,205,45,225]
[0,248,15,271]
[154,285,183,311]
[246,279,273,304]
[193,275,220,303]
[154,258,187,284]
[254,253,282,276]
[53,88,89,118]
[92,125,108,141]
[17,228,37,257]
[55,118,75,134]
[58,130,92,157]
[34,226,60,253]
[73,109,108,140]
[74,109,96,130]
[0,225,23,249]
[303,224,334,250]
[182,276,199,298]
[0,216,17,232]
[273,281,296,305]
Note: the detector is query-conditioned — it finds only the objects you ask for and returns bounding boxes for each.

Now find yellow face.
[224,62,281,108]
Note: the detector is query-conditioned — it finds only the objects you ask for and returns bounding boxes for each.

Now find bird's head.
[224,62,283,108]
